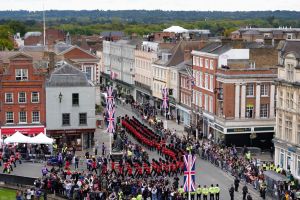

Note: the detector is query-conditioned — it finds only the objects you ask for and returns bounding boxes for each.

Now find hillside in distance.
[1,10,300,23]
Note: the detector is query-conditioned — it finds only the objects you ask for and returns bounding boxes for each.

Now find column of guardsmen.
[177,184,220,200]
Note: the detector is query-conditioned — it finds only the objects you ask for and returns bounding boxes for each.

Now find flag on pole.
[106,86,114,110]
[161,87,168,109]
[183,154,196,192]
[107,104,115,133]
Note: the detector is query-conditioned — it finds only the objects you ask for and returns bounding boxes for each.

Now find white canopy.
[163,26,188,33]
[30,132,54,144]
[4,131,31,144]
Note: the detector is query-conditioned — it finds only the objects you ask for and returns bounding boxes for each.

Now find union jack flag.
[107,104,115,133]
[183,154,196,192]
[106,86,114,109]
[110,71,118,80]
[161,87,168,109]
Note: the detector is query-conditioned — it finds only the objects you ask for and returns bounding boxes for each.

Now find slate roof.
[20,45,46,52]
[280,40,300,59]
[54,42,73,54]
[47,62,90,87]
[199,42,232,55]
[101,31,124,37]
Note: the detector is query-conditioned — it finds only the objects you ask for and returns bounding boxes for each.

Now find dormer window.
[286,63,294,82]
[15,69,28,81]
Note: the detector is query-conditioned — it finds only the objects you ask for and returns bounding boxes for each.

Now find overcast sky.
[1,0,300,11]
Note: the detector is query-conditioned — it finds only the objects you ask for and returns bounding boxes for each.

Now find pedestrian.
[234,176,240,192]
[75,156,79,169]
[242,184,248,200]
[229,185,234,200]
[102,143,106,156]
[177,115,180,125]
[246,193,253,200]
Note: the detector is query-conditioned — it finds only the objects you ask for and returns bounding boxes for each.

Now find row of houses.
[0,47,99,150]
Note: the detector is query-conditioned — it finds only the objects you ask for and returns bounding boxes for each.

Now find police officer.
[178,185,184,197]
[214,184,220,200]
[136,192,142,200]
[260,180,267,199]
[118,191,123,200]
[234,176,240,192]
[196,185,202,200]
[229,185,234,200]
[242,184,248,200]
[209,184,215,200]
[202,185,209,200]
[191,188,196,200]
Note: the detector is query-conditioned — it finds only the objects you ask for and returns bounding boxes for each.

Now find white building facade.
[274,40,300,178]
[46,63,96,150]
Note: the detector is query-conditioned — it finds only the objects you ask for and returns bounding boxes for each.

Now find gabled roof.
[47,62,91,87]
[9,52,32,60]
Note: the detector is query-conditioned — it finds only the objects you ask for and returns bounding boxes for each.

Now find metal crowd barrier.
[0,174,36,186]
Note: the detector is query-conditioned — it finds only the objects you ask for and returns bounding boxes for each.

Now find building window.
[79,113,87,125]
[199,92,202,107]
[204,95,208,111]
[210,60,214,69]
[297,156,300,177]
[193,56,196,66]
[209,96,213,113]
[18,92,26,103]
[85,66,92,80]
[199,72,203,88]
[246,104,254,118]
[246,84,254,97]
[200,58,203,67]
[15,69,28,81]
[280,149,284,168]
[72,93,79,106]
[204,74,208,89]
[278,114,282,139]
[285,116,293,142]
[5,93,13,103]
[286,64,294,82]
[19,111,27,124]
[205,59,209,68]
[286,92,294,110]
[260,84,269,96]
[6,112,13,124]
[278,90,283,108]
[260,104,269,118]
[32,111,40,123]
[298,119,300,145]
[31,92,39,103]
[62,113,70,126]
[210,75,214,91]
[287,152,292,170]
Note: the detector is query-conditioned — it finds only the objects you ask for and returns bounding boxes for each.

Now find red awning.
[1,126,45,135]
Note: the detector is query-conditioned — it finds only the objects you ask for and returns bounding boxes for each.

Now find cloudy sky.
[1,0,300,11]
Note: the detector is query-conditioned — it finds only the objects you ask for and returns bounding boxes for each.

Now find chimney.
[184,49,191,61]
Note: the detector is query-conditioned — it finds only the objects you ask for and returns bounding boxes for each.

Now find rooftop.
[280,40,300,58]
[47,62,91,87]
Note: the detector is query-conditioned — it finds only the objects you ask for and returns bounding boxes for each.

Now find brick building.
[192,41,278,148]
[24,28,66,46]
[0,52,46,137]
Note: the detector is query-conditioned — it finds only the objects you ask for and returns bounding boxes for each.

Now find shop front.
[47,129,95,151]
[1,125,46,136]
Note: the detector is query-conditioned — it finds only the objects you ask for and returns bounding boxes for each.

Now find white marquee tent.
[4,131,31,144]
[163,26,188,33]
[30,132,54,144]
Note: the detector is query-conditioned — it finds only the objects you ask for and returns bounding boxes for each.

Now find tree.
[7,20,26,36]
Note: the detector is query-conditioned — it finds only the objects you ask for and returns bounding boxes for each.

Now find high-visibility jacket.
[178,188,184,194]
[209,187,215,194]
[276,167,281,173]
[202,188,209,195]
[214,186,220,194]
[196,187,202,194]
[136,194,142,200]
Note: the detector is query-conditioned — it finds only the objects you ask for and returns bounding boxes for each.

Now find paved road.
[115,104,270,200]
[0,103,271,199]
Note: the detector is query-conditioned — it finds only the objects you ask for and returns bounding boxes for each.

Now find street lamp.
[58,92,63,103]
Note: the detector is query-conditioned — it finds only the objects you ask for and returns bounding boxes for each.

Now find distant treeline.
[0,10,300,23]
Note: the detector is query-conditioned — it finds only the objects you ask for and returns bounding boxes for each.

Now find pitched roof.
[199,42,232,55]
[166,40,200,67]
[280,40,300,59]
[0,51,45,63]
[47,62,91,87]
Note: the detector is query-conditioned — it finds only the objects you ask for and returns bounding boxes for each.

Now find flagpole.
[188,151,191,200]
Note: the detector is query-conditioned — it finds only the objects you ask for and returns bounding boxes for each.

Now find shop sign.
[227,127,251,133]
[1,126,45,135]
